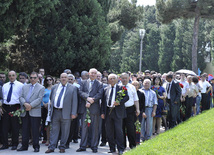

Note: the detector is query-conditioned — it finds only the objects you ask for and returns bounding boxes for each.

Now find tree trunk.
[192,7,200,74]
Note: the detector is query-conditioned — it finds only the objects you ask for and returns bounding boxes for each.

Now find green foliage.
[126,109,214,154]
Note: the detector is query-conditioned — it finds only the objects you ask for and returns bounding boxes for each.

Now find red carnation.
[179,83,184,88]
[210,93,212,96]
[158,87,160,90]
[11,114,13,117]
[152,86,155,89]
[122,86,127,91]
[87,123,91,127]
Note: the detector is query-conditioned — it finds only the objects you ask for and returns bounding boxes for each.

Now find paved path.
[0,128,165,155]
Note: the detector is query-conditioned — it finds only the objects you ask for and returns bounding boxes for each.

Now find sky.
[131,0,156,6]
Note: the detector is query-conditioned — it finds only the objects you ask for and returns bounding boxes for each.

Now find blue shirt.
[42,88,51,106]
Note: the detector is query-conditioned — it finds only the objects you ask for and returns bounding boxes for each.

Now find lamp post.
[139,29,146,73]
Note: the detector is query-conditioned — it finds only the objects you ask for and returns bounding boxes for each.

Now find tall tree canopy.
[156,0,214,74]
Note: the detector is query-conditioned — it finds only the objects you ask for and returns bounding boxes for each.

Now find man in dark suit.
[101,74,129,155]
[18,72,45,152]
[45,73,78,153]
[166,73,181,129]
[76,68,103,153]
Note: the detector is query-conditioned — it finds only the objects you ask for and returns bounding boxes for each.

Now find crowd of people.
[0,68,213,154]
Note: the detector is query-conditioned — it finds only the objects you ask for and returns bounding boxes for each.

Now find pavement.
[0,128,165,155]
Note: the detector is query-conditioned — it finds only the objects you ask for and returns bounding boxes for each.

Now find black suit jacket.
[169,80,181,104]
[101,84,129,119]
[78,79,103,115]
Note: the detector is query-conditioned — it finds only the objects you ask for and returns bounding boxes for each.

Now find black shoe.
[0,145,8,150]
[76,148,86,152]
[34,148,39,152]
[108,150,116,153]
[17,147,28,151]
[11,146,17,150]
[73,139,78,143]
[92,149,97,153]
[118,151,123,155]
[65,144,69,149]
[100,142,106,146]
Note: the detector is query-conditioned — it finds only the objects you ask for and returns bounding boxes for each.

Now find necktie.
[7,83,14,103]
[108,86,114,106]
[89,80,94,92]
[167,83,171,94]
[57,86,65,107]
[26,85,34,103]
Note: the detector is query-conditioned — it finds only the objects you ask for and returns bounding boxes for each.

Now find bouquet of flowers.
[152,86,160,99]
[179,83,184,88]
[9,108,25,117]
[85,108,91,127]
[135,119,141,134]
[109,86,127,115]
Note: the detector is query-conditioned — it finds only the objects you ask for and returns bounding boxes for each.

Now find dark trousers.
[41,106,48,140]
[101,118,107,143]
[22,112,41,149]
[2,104,20,147]
[167,99,180,129]
[185,97,193,120]
[106,108,124,152]
[201,93,209,111]
[66,117,79,145]
[123,105,136,149]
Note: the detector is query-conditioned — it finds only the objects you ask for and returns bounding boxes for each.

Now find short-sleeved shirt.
[199,80,211,93]
[121,83,139,107]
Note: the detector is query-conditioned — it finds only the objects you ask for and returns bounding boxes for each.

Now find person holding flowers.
[101,74,129,155]
[152,76,166,135]
[76,68,103,153]
[0,71,23,150]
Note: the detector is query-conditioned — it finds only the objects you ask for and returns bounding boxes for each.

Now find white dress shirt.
[199,80,211,93]
[180,80,189,95]
[2,80,23,105]
[108,85,116,107]
[122,83,139,107]
[166,81,172,99]
[54,83,68,108]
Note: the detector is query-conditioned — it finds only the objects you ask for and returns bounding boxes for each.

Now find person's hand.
[0,108,3,115]
[136,109,140,116]
[152,111,156,117]
[44,103,48,109]
[71,115,77,119]
[24,103,31,111]
[113,101,120,106]
[174,101,178,104]
[87,97,94,104]
[101,114,105,119]
[142,112,147,118]
[86,102,91,108]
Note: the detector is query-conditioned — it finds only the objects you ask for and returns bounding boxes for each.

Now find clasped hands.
[24,103,32,111]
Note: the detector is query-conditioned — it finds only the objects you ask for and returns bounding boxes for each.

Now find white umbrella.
[175,69,197,76]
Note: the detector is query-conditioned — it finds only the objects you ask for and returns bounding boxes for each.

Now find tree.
[156,0,214,74]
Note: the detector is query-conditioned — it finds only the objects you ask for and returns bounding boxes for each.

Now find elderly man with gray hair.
[141,79,157,141]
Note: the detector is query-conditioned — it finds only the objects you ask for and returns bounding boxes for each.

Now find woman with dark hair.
[151,76,166,135]
[41,75,53,145]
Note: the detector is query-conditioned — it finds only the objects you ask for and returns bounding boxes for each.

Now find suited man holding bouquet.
[101,74,129,155]
[76,68,103,153]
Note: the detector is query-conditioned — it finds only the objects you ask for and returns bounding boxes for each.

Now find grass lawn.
[126,109,214,155]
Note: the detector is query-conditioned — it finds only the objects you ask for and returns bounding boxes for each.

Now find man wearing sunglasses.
[18,72,45,152]
[0,71,23,150]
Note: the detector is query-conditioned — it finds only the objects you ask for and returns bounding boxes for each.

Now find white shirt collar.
[59,82,68,87]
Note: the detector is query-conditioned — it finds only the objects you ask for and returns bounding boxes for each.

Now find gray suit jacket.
[78,79,103,115]
[49,83,78,120]
[20,83,45,117]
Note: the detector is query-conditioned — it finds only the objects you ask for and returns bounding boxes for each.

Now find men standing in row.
[45,73,78,153]
[0,71,23,150]
[77,68,103,153]
[120,73,140,149]
[166,73,181,128]
[18,72,45,152]
[101,74,129,155]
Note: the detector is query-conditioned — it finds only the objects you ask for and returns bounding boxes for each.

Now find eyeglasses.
[47,79,52,81]
[9,75,16,77]
[30,77,37,79]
